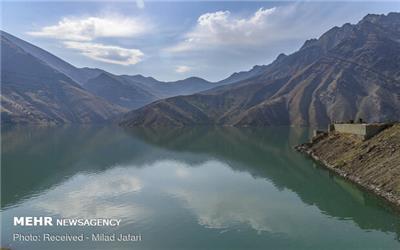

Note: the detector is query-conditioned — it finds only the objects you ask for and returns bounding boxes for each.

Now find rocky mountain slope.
[296,123,400,208]
[1,33,126,125]
[120,13,400,128]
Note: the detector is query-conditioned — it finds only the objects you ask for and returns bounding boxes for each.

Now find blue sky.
[2,1,400,81]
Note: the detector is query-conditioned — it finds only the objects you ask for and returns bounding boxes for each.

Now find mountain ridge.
[2,12,400,126]
[120,12,400,128]
[1,32,126,125]
[0,31,105,85]
[1,31,229,112]
[0,31,237,121]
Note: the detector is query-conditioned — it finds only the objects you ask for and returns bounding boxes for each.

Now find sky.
[1,1,400,81]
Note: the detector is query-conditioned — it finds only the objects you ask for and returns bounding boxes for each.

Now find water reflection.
[1,126,152,208]
[128,127,400,234]
[34,168,143,219]
[1,126,399,250]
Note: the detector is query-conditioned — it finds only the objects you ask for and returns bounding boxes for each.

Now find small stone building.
[330,123,389,140]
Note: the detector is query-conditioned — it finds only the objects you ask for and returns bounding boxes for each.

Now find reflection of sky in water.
[34,169,144,219]
[2,126,399,249]
[7,158,398,246]
[2,127,400,250]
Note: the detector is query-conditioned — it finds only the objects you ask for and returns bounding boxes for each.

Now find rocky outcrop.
[295,124,400,209]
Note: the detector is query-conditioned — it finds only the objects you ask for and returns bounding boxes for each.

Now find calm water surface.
[1,126,399,250]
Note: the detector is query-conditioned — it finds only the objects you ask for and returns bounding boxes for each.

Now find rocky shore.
[296,124,400,209]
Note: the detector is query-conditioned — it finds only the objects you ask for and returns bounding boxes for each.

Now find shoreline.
[295,143,400,211]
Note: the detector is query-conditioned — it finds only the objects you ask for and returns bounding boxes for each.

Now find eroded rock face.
[296,124,400,208]
[120,13,400,128]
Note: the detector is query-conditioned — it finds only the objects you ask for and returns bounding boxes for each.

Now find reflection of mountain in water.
[1,126,399,239]
[1,126,151,208]
[126,127,400,238]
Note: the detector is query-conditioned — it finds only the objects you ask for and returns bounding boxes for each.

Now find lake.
[1,126,399,250]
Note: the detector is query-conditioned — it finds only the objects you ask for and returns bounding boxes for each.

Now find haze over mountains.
[0,31,225,124]
[84,73,219,109]
[120,13,400,128]
[1,13,400,127]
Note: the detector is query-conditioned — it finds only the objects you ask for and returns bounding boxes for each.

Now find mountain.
[85,73,221,109]
[120,12,400,128]
[1,32,126,125]
[0,31,227,123]
[0,31,104,85]
[143,76,218,98]
[84,73,158,109]
[217,64,269,85]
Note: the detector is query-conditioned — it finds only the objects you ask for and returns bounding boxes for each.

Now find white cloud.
[167,6,301,53]
[28,15,150,41]
[27,14,150,65]
[136,0,145,9]
[175,65,192,73]
[64,41,144,65]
